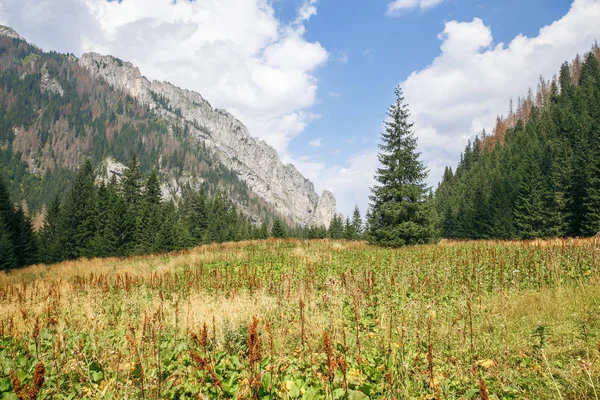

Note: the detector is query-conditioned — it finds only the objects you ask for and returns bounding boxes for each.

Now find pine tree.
[258,221,269,239]
[343,216,353,240]
[62,159,97,259]
[368,87,433,247]
[514,164,547,239]
[121,156,143,252]
[39,196,63,264]
[0,177,16,269]
[328,214,345,239]
[271,219,286,238]
[0,216,15,270]
[135,170,162,253]
[351,206,363,240]
[12,205,38,267]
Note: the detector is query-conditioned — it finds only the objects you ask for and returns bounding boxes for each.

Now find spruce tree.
[39,196,63,264]
[351,206,363,240]
[0,217,15,270]
[368,87,433,247]
[328,214,345,239]
[343,216,353,240]
[0,177,16,268]
[135,170,162,253]
[514,164,547,239]
[258,221,269,239]
[121,156,143,252]
[271,219,286,238]
[12,205,38,267]
[62,159,97,259]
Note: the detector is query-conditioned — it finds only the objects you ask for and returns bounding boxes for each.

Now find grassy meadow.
[0,238,599,399]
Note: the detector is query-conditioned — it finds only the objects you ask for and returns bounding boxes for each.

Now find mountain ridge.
[0,26,336,227]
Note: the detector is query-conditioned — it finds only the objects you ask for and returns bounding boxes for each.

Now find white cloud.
[0,0,328,158]
[308,138,322,147]
[315,151,379,217]
[387,0,444,15]
[401,0,600,187]
[297,0,319,25]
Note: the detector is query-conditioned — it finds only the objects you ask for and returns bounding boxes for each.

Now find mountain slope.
[0,26,335,227]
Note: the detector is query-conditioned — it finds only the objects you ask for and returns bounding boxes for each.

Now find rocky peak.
[0,25,23,41]
[79,52,336,227]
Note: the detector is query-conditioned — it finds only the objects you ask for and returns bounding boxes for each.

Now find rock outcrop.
[0,25,23,40]
[79,52,336,227]
[40,62,64,96]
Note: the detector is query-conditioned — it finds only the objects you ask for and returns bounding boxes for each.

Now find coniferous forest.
[0,156,366,270]
[435,46,600,240]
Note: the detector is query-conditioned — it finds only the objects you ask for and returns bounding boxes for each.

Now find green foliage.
[0,175,37,269]
[437,49,600,239]
[328,214,344,239]
[0,36,281,230]
[21,53,39,65]
[368,87,434,247]
[32,157,292,266]
[271,219,286,239]
[1,238,600,398]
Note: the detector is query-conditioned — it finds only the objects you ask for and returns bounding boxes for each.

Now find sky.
[1,0,600,216]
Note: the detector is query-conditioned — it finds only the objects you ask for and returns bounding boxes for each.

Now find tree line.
[0,156,369,270]
[435,48,600,240]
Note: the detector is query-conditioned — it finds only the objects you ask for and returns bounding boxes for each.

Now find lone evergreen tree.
[368,86,433,247]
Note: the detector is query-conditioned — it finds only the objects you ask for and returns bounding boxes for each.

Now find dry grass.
[0,238,599,398]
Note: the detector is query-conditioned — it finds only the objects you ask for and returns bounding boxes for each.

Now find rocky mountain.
[0,26,23,41]
[0,26,336,227]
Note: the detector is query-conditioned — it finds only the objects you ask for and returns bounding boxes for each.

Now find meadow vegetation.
[0,238,599,399]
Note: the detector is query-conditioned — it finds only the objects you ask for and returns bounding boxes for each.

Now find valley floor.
[0,238,599,399]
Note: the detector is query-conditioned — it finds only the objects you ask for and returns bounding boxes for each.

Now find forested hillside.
[436,44,600,239]
[0,157,364,270]
[0,155,272,269]
[0,34,280,224]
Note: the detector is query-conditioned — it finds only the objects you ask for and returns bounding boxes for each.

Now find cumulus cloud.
[401,0,600,187]
[0,0,328,158]
[387,0,445,15]
[313,151,379,217]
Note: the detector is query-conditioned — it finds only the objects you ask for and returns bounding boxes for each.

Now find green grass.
[0,238,599,399]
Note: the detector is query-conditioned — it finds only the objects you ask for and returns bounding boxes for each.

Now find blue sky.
[294,0,573,156]
[1,0,599,216]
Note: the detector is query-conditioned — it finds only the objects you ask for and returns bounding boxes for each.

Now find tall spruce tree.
[121,156,143,252]
[368,87,433,247]
[328,214,345,239]
[0,217,15,270]
[62,159,97,259]
[351,206,363,240]
[0,177,16,269]
[271,219,286,238]
[135,170,162,253]
[39,196,63,264]
[12,205,38,267]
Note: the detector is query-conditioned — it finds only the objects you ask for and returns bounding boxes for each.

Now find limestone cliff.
[78,52,336,227]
